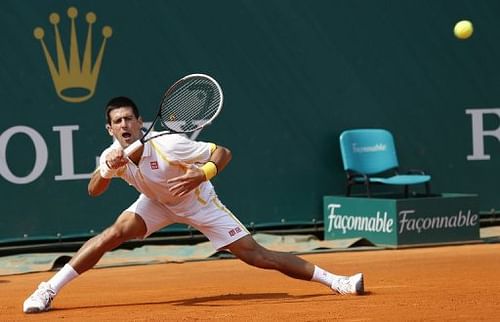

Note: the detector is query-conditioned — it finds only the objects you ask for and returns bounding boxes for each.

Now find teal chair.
[339,129,431,197]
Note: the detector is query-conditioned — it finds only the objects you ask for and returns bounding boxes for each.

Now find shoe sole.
[352,273,364,295]
[24,306,50,314]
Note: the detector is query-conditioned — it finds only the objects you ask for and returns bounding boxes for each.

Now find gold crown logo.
[33,7,112,103]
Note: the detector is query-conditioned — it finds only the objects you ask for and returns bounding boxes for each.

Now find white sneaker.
[23,282,56,313]
[332,273,364,295]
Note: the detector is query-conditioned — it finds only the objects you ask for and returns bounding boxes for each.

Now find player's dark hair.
[105,96,140,124]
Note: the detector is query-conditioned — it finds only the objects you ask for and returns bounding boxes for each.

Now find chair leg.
[346,183,352,196]
[404,185,409,198]
[425,182,431,196]
[365,182,371,197]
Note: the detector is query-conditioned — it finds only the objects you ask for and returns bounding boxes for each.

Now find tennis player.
[23,96,364,313]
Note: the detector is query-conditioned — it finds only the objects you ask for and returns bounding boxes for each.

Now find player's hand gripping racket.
[124,74,223,157]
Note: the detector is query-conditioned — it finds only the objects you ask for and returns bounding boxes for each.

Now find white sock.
[47,263,79,293]
[311,265,344,288]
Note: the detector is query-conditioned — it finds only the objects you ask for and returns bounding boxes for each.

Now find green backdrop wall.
[1,0,499,243]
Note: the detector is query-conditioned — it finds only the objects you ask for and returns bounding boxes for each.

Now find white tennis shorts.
[125,193,249,250]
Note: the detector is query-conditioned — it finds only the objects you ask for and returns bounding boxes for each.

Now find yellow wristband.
[201,161,218,181]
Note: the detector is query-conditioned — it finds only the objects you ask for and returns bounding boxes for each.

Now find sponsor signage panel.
[324,194,480,247]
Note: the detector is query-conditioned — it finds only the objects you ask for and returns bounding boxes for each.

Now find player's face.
[106,107,143,148]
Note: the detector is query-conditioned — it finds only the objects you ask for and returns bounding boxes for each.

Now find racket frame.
[124,74,223,156]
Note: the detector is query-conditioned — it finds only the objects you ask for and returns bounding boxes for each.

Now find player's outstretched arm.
[88,148,128,197]
[88,169,112,197]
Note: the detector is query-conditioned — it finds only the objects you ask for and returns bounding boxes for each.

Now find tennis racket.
[124,73,223,157]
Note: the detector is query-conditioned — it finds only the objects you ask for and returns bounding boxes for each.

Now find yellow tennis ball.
[454,20,473,39]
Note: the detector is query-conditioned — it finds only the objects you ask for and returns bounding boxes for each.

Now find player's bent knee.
[99,225,131,247]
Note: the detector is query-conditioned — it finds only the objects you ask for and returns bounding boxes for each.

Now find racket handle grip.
[124,140,143,157]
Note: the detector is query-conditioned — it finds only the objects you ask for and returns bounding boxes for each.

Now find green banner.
[1,1,499,243]
[324,194,480,247]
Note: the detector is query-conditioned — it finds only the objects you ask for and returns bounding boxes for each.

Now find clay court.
[2,242,499,321]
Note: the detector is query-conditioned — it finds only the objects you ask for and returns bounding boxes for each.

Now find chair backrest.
[339,129,399,175]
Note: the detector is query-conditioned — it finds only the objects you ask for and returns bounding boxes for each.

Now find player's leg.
[225,235,314,279]
[23,194,177,313]
[187,197,364,295]
[226,235,364,295]
[69,211,146,273]
[23,211,146,313]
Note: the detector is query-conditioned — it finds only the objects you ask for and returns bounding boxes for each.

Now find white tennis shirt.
[99,131,217,214]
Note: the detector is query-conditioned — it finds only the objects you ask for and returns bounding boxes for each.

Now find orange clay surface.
[1,243,499,321]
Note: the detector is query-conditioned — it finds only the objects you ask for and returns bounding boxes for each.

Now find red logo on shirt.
[150,161,159,170]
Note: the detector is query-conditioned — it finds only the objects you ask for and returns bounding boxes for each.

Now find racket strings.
[160,77,221,132]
